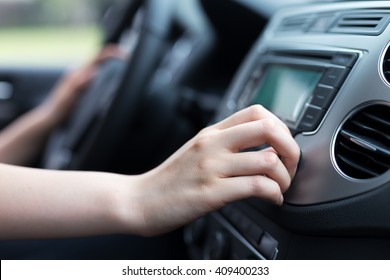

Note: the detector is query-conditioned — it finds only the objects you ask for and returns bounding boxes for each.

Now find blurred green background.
[0,0,115,66]
[0,26,101,66]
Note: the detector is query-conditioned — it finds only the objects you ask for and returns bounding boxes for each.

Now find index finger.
[214,105,291,135]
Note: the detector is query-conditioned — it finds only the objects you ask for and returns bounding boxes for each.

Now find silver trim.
[349,137,377,152]
[379,40,390,87]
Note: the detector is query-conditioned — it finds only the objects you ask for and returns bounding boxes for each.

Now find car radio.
[233,50,358,135]
[186,48,360,260]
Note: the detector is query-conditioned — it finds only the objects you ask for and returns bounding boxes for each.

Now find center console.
[186,1,390,259]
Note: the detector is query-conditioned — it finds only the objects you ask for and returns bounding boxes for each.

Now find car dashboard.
[185,1,390,260]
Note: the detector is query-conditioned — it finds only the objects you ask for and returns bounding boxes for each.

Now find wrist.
[111,173,149,236]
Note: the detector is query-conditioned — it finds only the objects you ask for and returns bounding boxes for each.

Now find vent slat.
[340,129,390,158]
[330,12,390,35]
[338,140,390,169]
[337,20,382,25]
[337,24,378,28]
[341,17,383,21]
[362,112,390,127]
[334,104,390,179]
[337,154,380,177]
[351,120,390,143]
[276,11,390,35]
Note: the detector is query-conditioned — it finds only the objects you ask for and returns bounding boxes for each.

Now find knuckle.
[196,158,219,189]
[250,175,265,194]
[199,126,213,135]
[197,158,215,173]
[262,152,279,170]
[197,173,217,200]
[247,104,265,120]
[193,127,221,152]
[192,134,212,151]
[260,118,277,130]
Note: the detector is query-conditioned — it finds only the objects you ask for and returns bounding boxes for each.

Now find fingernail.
[278,194,284,207]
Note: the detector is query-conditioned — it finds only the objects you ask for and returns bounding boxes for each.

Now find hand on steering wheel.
[41,45,125,128]
[41,0,171,171]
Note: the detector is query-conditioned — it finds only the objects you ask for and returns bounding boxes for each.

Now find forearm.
[0,164,144,240]
[0,105,300,240]
[0,105,57,165]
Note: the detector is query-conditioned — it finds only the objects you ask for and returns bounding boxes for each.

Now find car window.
[0,0,116,67]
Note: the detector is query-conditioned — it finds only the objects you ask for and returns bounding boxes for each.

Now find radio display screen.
[252,64,323,124]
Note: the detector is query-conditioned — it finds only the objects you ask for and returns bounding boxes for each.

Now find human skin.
[0,105,300,240]
[0,45,123,165]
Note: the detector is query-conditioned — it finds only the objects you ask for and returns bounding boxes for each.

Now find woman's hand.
[0,105,299,239]
[131,105,301,236]
[0,45,125,166]
[40,44,124,127]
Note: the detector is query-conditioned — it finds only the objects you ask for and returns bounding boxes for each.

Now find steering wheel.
[42,0,174,170]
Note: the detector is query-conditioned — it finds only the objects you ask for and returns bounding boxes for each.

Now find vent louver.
[330,12,390,35]
[334,104,390,179]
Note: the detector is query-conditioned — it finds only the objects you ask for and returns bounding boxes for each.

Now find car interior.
[0,0,390,259]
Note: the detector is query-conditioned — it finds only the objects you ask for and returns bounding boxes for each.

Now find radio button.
[331,53,358,67]
[319,67,350,88]
[310,86,337,109]
[246,224,264,245]
[298,106,326,131]
[258,232,279,259]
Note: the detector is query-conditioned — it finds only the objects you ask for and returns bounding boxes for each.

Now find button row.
[298,53,357,132]
[221,206,278,259]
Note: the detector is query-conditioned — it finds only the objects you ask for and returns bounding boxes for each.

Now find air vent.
[329,12,390,35]
[334,103,390,179]
[277,15,313,32]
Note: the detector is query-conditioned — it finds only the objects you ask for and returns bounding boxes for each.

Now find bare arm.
[0,163,145,240]
[0,105,300,240]
[0,105,57,165]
